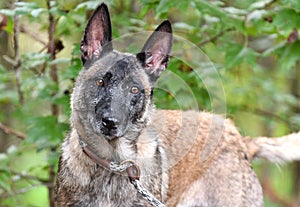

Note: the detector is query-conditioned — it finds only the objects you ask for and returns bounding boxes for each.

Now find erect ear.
[80,3,113,66]
[137,20,173,83]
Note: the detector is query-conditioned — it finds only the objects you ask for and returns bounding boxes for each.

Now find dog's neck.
[77,133,141,183]
[76,130,139,162]
[71,120,160,163]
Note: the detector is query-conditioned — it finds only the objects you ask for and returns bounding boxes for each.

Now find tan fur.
[146,110,263,206]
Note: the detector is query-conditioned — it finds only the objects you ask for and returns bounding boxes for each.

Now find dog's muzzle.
[102,117,118,131]
[100,116,123,139]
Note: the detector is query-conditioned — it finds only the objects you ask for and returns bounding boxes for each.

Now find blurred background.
[0,0,300,206]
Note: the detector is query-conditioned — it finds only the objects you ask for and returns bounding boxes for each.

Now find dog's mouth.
[101,126,124,140]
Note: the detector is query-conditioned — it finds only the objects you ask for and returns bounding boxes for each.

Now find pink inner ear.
[87,13,109,58]
[92,40,102,57]
[89,22,105,56]
[83,42,100,60]
[145,52,166,74]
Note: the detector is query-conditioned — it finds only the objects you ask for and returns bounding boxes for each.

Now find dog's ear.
[81,3,113,65]
[137,20,173,83]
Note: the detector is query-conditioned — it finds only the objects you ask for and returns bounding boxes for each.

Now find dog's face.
[75,53,152,140]
[71,4,172,141]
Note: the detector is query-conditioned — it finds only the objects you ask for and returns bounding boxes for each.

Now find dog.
[54,3,300,207]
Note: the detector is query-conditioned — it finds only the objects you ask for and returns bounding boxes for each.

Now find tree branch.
[0,122,26,140]
[0,169,49,184]
[46,1,59,206]
[253,108,289,124]
[13,0,24,105]
[241,105,290,126]
[1,183,54,199]
[20,24,47,46]
[198,28,234,47]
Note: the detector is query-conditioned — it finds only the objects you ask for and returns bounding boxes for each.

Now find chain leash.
[78,134,166,207]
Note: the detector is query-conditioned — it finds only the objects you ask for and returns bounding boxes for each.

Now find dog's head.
[71,3,172,142]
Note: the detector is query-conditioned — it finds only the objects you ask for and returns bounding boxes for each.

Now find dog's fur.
[55,3,300,207]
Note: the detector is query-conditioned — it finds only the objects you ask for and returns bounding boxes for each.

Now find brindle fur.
[55,3,300,207]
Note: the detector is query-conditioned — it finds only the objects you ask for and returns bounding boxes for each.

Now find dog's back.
[149,110,263,206]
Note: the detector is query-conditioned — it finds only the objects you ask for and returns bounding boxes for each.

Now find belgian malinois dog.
[55,3,300,207]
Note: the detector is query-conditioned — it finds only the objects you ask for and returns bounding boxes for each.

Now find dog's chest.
[77,166,159,207]
[88,169,138,206]
[57,128,166,206]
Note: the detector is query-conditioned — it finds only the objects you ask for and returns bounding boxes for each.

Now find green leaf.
[2,16,14,33]
[21,52,50,70]
[7,145,18,155]
[72,43,82,56]
[280,0,300,12]
[62,58,81,80]
[195,0,227,19]
[155,0,189,18]
[194,0,245,32]
[273,8,300,33]
[0,170,12,193]
[53,94,71,116]
[0,9,15,16]
[26,116,68,150]
[49,58,70,65]
[47,150,60,166]
[15,2,39,8]
[139,4,152,18]
[14,2,40,16]
[22,75,58,100]
[248,0,274,11]
[31,8,46,18]
[75,1,101,11]
[225,43,258,68]
[0,153,8,161]
[173,22,196,32]
[50,6,66,17]
[277,41,300,71]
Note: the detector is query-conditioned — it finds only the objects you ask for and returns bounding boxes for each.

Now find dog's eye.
[96,79,104,87]
[130,86,139,94]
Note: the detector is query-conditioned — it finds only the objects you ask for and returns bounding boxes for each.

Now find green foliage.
[26,116,69,151]
[0,0,300,206]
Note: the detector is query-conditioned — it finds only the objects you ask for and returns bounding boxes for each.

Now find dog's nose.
[102,117,119,130]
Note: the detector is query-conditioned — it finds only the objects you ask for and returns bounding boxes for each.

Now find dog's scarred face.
[73,53,153,141]
[93,58,148,139]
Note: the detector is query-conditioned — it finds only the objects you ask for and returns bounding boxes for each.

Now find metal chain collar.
[110,161,166,207]
[77,134,166,207]
[131,179,166,207]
